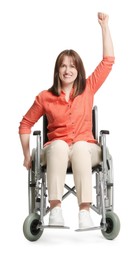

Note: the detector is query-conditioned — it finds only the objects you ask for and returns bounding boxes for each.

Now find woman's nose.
[65,66,70,73]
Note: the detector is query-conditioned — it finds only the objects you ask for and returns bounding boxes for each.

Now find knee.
[48,140,69,154]
[71,141,90,158]
[72,141,90,153]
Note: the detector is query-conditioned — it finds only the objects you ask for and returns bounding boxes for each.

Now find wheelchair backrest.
[43,105,98,145]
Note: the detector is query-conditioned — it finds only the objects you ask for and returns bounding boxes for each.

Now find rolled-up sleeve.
[19,93,45,134]
[87,56,115,94]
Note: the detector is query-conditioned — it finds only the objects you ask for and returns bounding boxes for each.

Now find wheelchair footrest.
[43,225,70,229]
[75,226,101,232]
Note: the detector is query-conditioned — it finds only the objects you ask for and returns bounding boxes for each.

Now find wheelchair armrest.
[32,130,42,178]
[100,130,110,135]
[99,130,109,145]
[33,130,41,136]
[99,130,110,173]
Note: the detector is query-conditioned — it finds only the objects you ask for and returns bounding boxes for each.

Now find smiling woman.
[19,12,114,230]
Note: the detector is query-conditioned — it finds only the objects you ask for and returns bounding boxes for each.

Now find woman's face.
[59,55,78,87]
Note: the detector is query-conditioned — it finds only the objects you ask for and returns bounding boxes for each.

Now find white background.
[0,0,140,259]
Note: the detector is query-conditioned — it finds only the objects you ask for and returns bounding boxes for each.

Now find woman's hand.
[98,12,109,27]
[23,156,32,170]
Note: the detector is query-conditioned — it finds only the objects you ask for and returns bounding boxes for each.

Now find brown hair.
[48,49,86,98]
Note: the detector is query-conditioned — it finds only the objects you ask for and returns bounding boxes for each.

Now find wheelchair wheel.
[23,213,43,241]
[101,211,120,240]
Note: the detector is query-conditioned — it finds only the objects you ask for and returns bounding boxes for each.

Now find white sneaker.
[79,210,94,229]
[49,206,64,226]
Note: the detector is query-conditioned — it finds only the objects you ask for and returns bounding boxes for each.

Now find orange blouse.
[19,56,115,146]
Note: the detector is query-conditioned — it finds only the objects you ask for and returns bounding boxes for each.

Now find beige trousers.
[42,140,101,205]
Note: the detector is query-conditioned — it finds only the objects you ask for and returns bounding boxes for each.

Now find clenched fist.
[98,12,109,27]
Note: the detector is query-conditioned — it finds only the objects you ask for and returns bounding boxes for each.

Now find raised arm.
[98,12,114,57]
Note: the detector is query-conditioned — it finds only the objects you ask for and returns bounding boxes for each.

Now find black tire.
[101,211,120,240]
[28,149,36,213]
[23,213,43,241]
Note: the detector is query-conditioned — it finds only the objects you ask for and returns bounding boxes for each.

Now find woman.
[19,12,114,229]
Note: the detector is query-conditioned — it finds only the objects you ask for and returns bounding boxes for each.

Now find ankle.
[50,200,61,209]
[80,203,90,211]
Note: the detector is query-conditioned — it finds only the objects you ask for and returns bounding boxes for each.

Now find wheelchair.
[23,106,120,241]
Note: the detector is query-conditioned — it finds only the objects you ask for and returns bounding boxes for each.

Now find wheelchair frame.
[23,106,120,241]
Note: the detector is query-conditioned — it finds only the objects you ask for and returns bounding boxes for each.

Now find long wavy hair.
[48,49,86,98]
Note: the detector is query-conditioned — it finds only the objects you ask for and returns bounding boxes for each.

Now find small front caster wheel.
[101,211,120,240]
[23,213,43,241]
